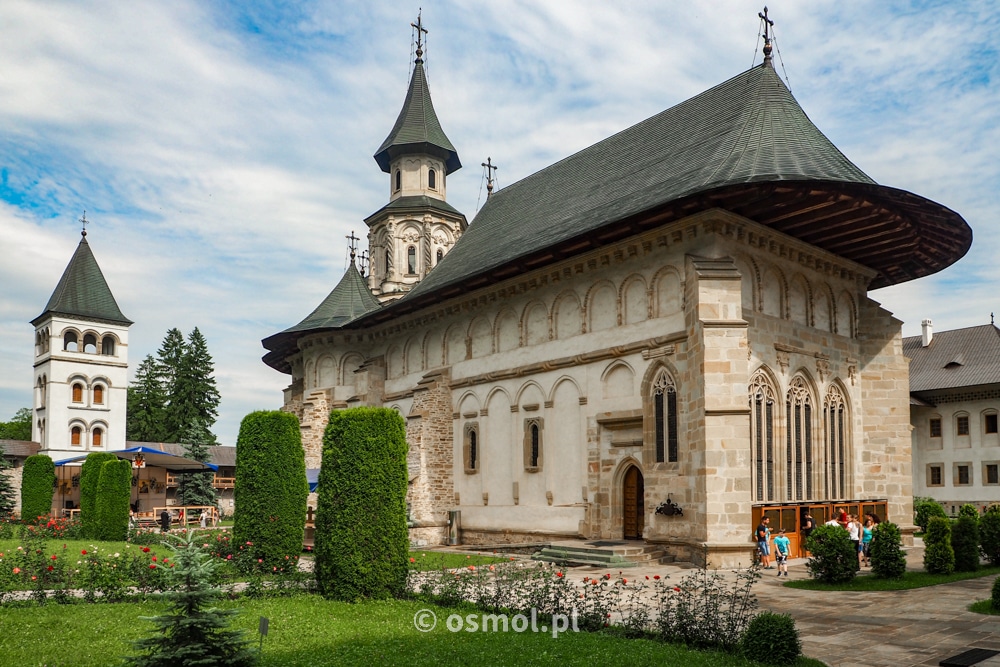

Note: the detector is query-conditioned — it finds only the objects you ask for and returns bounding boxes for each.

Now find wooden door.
[623,467,644,540]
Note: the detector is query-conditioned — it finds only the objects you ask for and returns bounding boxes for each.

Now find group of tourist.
[755,509,882,575]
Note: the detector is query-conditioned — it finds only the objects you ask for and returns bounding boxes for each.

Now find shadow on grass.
[785,565,1000,592]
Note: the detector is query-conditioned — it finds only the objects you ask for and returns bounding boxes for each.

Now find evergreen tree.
[156,328,188,441]
[0,455,17,519]
[127,355,167,442]
[174,328,220,445]
[175,420,218,509]
[126,530,257,667]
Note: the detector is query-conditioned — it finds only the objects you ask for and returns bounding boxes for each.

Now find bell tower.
[366,12,467,302]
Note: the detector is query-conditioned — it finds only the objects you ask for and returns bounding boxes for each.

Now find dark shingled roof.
[267,261,381,341]
[364,195,464,223]
[904,325,1000,393]
[32,234,131,326]
[1,440,40,459]
[374,58,461,175]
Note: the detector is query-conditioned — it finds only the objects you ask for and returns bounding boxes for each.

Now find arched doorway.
[622,466,644,540]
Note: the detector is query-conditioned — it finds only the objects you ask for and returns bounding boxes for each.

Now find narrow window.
[93,385,104,405]
[930,418,942,437]
[407,246,416,274]
[523,418,543,471]
[394,170,401,191]
[463,423,479,474]
[428,169,436,189]
[957,415,970,436]
[653,371,678,463]
[787,377,811,501]
[384,249,391,275]
[930,465,942,486]
[64,331,79,352]
[530,424,539,467]
[436,248,443,264]
[101,337,115,355]
[987,464,999,485]
[958,465,970,485]
[83,333,97,353]
[92,427,103,447]
[750,373,775,502]
[71,426,82,446]
[72,383,84,403]
[986,414,998,435]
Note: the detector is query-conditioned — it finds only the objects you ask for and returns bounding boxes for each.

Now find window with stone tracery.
[463,422,479,474]
[824,385,848,499]
[786,377,813,501]
[407,246,416,274]
[523,418,543,471]
[652,370,678,463]
[749,372,775,502]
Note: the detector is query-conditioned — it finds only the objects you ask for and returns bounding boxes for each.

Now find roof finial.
[482,157,498,197]
[346,230,360,264]
[992,312,995,325]
[759,6,774,66]
[79,210,89,238]
[411,9,428,63]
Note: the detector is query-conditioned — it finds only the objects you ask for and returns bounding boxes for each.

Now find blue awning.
[55,446,218,473]
[307,468,319,492]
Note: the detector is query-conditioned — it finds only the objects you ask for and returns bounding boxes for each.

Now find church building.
[263,18,971,566]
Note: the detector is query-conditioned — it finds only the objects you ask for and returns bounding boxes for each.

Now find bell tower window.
[428,169,436,190]
[64,331,78,352]
[92,427,103,447]
[407,246,417,275]
[71,426,82,446]
[101,336,115,356]
[72,383,84,403]
[436,248,443,264]
[93,385,104,405]
[394,170,401,192]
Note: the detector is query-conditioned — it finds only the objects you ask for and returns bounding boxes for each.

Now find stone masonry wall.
[406,369,454,546]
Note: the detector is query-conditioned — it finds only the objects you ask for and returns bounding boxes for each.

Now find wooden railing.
[165,474,235,489]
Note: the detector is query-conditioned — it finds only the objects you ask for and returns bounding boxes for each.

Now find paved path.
[462,541,1000,667]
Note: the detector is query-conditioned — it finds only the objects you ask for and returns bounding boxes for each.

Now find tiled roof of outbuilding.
[904,325,1000,393]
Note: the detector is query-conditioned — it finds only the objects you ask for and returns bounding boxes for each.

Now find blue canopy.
[55,446,218,473]
[307,468,319,492]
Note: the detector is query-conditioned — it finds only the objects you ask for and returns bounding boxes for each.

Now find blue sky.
[1,1,998,446]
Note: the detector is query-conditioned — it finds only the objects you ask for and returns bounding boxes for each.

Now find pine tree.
[176,420,218,509]
[157,328,188,442]
[126,530,257,667]
[127,355,167,442]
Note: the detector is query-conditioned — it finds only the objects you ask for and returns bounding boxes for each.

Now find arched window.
[463,423,479,473]
[407,246,417,274]
[750,372,776,502]
[92,427,103,447]
[824,385,848,499]
[93,385,104,405]
[72,383,84,403]
[436,248,443,264]
[394,170,401,191]
[71,425,82,446]
[64,331,79,352]
[523,418,543,471]
[101,336,115,355]
[652,370,678,463]
[428,169,436,189]
[83,333,98,353]
[384,248,392,276]
[786,377,813,501]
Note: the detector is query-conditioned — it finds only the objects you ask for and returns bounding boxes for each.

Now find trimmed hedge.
[315,407,408,601]
[924,516,955,575]
[95,459,132,541]
[981,506,1000,566]
[233,411,308,567]
[80,452,117,538]
[914,497,947,532]
[20,455,55,523]
[959,504,980,521]
[804,524,857,584]
[870,521,907,579]
[739,611,801,665]
[952,515,981,572]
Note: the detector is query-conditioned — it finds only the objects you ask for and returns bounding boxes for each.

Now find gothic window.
[72,383,84,403]
[92,427,103,447]
[394,170,401,191]
[101,336,115,356]
[523,418,543,471]
[384,248,392,276]
[824,385,848,500]
[651,370,678,463]
[749,372,776,502]
[93,385,104,405]
[407,246,417,274]
[64,331,78,352]
[786,377,813,501]
[463,423,479,474]
[83,333,98,353]
[71,425,82,446]
[436,248,443,264]
[428,169,436,189]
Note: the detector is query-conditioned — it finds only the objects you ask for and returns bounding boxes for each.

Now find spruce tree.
[176,420,218,509]
[126,530,257,667]
[127,355,167,442]
[157,328,188,441]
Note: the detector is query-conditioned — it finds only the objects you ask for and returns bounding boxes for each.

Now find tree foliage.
[176,421,218,508]
[20,455,55,523]
[127,355,166,443]
[95,459,132,542]
[952,514,981,572]
[79,452,117,539]
[126,530,257,667]
[0,407,32,441]
[924,516,955,575]
[870,521,907,579]
[914,497,948,532]
[980,505,1000,566]
[959,504,980,521]
[804,524,857,584]
[233,411,307,568]
[315,407,409,601]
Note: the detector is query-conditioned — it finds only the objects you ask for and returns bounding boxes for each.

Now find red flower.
[149,564,157,569]
[653,575,660,580]
[151,556,157,562]
[409,557,415,563]
[645,575,649,580]
[47,565,54,571]
[258,559,263,563]
[556,572,564,578]
[31,576,37,581]
[142,547,150,553]
[604,573,611,580]
[51,554,57,560]
[673,586,680,592]
[226,554,232,560]
[81,550,87,555]
[622,578,628,585]
[12,567,20,574]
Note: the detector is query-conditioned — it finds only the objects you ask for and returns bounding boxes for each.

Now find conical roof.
[374,58,461,174]
[32,233,131,326]
[276,261,381,335]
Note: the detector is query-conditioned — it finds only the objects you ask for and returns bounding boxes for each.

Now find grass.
[969,599,1000,615]
[0,594,824,667]
[0,537,171,559]
[408,550,510,571]
[786,565,1000,591]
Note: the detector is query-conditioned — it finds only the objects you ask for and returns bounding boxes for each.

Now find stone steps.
[532,542,673,568]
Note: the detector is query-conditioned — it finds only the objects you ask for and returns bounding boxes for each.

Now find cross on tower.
[80,211,89,237]
[759,6,774,60]
[411,10,428,59]
[482,157,498,196]
[346,230,360,262]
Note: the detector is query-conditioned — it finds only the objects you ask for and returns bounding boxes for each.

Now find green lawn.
[969,599,1000,615]
[0,538,171,559]
[786,565,1000,591]
[0,595,823,666]
[408,550,510,571]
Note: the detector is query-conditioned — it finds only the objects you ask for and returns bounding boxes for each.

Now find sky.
[1,1,998,447]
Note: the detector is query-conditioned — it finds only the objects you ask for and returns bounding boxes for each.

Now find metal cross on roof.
[411,10,428,59]
[482,157,498,196]
[79,210,89,237]
[346,230,360,262]
[759,6,774,60]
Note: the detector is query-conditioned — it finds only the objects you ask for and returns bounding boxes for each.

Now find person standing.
[847,514,862,567]
[756,516,773,569]
[773,528,791,577]
[159,509,171,533]
[861,516,875,567]
[801,510,815,557]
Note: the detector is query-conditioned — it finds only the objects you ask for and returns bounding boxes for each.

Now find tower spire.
[482,157,498,197]
[759,6,774,66]
[411,9,428,62]
[80,210,89,238]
